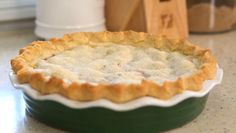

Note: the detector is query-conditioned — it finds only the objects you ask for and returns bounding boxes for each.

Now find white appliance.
[35,0,106,39]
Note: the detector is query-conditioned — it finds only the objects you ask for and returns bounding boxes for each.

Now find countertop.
[0,29,235,133]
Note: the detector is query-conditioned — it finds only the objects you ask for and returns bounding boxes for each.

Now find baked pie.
[11,31,216,103]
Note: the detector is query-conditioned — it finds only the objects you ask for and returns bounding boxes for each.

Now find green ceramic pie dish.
[24,93,208,133]
[10,67,223,133]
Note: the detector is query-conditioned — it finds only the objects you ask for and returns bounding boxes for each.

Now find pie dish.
[10,31,221,133]
[11,31,217,103]
[10,67,222,133]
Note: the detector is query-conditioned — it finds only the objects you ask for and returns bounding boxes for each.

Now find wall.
[0,0,35,22]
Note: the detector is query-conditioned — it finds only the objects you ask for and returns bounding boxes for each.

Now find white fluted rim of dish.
[9,67,223,111]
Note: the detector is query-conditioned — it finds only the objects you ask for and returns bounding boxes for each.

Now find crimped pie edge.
[11,31,217,103]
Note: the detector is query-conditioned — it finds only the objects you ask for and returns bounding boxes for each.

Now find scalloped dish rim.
[9,67,223,111]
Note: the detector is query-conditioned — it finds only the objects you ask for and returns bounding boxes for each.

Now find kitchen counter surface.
[0,29,235,133]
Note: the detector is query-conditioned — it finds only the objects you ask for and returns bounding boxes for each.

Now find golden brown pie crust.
[11,31,217,103]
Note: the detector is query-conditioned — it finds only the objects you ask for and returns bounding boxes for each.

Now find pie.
[11,31,217,103]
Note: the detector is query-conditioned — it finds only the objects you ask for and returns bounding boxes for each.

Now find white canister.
[35,0,106,39]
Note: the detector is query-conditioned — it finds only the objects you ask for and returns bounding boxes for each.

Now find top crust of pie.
[11,31,217,103]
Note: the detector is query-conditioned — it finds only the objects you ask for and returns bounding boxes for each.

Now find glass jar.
[187,0,236,33]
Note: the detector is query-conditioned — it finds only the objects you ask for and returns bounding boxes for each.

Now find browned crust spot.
[11,31,217,103]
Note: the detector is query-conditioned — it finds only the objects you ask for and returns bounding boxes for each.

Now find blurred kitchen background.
[0,0,236,38]
[0,0,35,30]
[0,0,236,133]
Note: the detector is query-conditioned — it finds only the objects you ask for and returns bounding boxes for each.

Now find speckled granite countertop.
[0,29,235,133]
